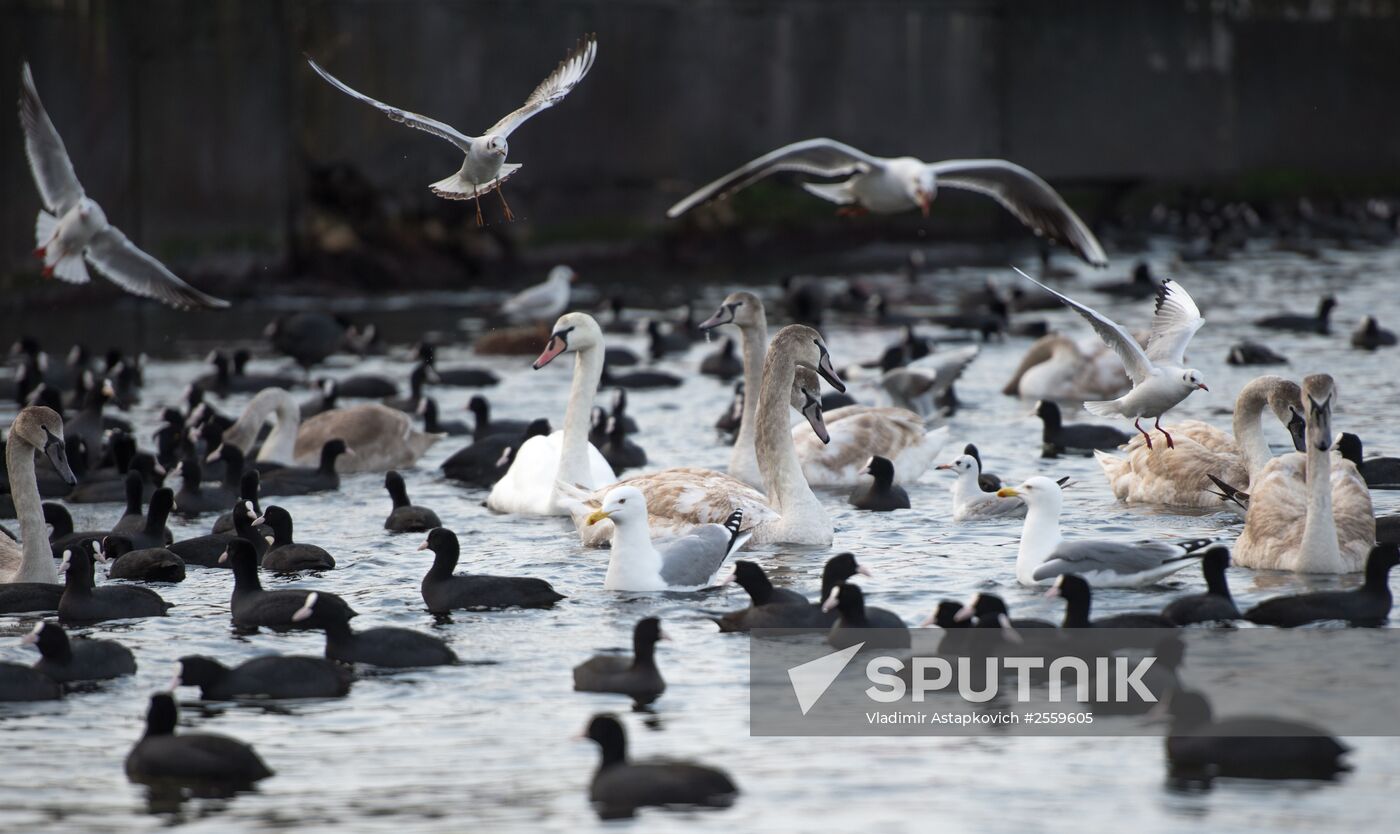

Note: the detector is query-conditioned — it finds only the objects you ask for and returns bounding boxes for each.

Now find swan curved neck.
[729,316,769,482]
[754,345,820,522]
[5,438,59,582]
[558,345,603,486]
[1016,499,1063,583]
[1298,442,1342,570]
[1232,382,1274,480]
[260,395,301,464]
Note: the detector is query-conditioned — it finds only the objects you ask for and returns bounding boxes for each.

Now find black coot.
[103,535,186,583]
[584,713,738,820]
[1245,543,1397,627]
[1166,690,1350,780]
[125,693,273,786]
[383,470,442,532]
[58,541,171,623]
[176,654,351,699]
[419,528,564,612]
[24,620,136,683]
[293,592,456,667]
[222,539,354,631]
[1162,547,1239,625]
[258,506,335,572]
[1036,401,1132,457]
[572,617,667,704]
[847,456,910,511]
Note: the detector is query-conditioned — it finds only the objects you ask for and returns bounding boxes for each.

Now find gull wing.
[1144,280,1205,367]
[667,138,884,218]
[18,62,85,215]
[1012,267,1153,383]
[307,56,473,151]
[485,34,597,138]
[86,227,230,310]
[928,159,1107,267]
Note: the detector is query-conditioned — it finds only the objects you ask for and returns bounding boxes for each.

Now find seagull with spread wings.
[667,138,1108,267]
[1012,267,1207,449]
[19,63,229,310]
[307,34,597,225]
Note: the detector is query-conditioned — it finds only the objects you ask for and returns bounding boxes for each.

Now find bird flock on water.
[4,32,1399,817]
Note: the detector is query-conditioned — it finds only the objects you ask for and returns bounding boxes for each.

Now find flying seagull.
[307,34,597,225]
[667,138,1107,267]
[1012,267,1206,448]
[19,63,229,310]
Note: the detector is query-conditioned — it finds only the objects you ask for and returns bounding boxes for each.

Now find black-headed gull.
[19,64,229,310]
[307,34,596,225]
[667,138,1107,267]
[1012,267,1207,449]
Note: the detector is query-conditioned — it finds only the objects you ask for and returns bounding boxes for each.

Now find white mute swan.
[487,313,616,515]
[559,325,844,547]
[1,407,76,584]
[1095,375,1306,509]
[1234,374,1374,573]
[221,388,441,473]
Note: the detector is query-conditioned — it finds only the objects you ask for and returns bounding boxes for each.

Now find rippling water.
[2,241,1398,832]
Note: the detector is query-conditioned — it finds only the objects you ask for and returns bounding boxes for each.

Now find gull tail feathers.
[52,254,90,285]
[34,210,57,252]
[722,509,751,557]
[1082,399,1119,418]
[801,180,856,205]
[429,165,521,200]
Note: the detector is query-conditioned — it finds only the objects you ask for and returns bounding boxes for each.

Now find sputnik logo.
[787,642,864,715]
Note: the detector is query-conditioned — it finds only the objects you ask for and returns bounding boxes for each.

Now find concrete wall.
[3,0,1399,274]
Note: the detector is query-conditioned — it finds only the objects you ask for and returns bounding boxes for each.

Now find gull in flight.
[307,34,597,225]
[667,138,1107,267]
[1012,267,1206,449]
[19,63,229,310]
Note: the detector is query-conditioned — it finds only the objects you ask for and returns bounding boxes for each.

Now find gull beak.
[586,509,612,526]
[1196,383,1209,392]
[532,334,567,370]
[996,487,1020,498]
[915,188,931,218]
[935,462,953,471]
